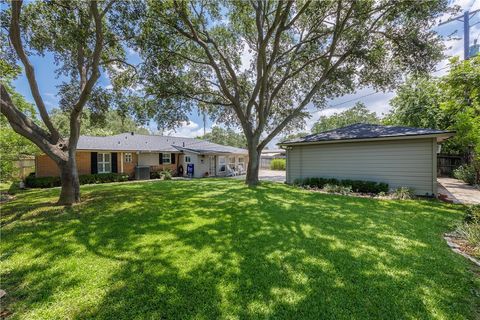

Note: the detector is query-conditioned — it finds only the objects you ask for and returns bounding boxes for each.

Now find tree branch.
[9,0,59,141]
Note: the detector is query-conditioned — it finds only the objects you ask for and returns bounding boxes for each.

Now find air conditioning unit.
[135,166,150,180]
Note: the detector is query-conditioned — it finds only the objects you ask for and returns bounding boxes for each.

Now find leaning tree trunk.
[245,142,261,187]
[57,150,80,205]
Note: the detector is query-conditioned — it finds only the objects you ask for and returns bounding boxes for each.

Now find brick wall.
[36,152,91,177]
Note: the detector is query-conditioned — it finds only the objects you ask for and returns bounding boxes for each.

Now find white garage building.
[279,124,454,196]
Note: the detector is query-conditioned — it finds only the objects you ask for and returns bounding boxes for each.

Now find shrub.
[295,177,388,194]
[161,170,172,180]
[453,164,477,185]
[25,175,61,188]
[150,171,161,179]
[390,187,415,200]
[323,184,352,195]
[270,159,286,170]
[26,173,129,188]
[464,205,480,224]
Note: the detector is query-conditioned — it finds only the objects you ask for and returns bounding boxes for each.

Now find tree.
[0,1,131,204]
[137,0,449,186]
[50,108,150,137]
[383,76,446,129]
[311,102,379,133]
[197,127,247,148]
[384,56,480,180]
[280,131,310,142]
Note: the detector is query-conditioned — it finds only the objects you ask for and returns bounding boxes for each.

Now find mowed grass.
[1,179,479,319]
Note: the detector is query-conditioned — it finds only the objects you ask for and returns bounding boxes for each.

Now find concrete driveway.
[232,169,286,183]
[258,169,286,183]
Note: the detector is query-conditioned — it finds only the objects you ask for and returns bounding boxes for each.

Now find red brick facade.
[35,151,180,178]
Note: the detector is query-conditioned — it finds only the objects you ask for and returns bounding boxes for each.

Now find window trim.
[219,156,226,172]
[98,152,111,173]
[162,152,171,164]
[184,155,192,163]
[124,152,132,163]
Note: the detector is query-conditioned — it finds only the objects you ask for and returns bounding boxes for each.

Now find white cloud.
[164,121,208,138]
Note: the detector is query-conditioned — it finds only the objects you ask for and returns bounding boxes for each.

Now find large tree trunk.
[58,151,80,205]
[245,142,261,187]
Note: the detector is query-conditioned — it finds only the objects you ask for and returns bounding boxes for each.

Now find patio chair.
[226,165,238,177]
[237,164,246,175]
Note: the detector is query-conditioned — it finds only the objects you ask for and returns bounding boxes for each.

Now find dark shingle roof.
[77,133,247,154]
[279,123,454,145]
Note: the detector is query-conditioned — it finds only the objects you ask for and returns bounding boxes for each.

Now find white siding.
[286,138,437,195]
[138,153,159,166]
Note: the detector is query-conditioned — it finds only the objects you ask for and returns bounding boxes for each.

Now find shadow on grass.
[1,179,478,319]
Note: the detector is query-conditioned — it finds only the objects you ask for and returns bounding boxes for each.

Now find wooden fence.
[437,154,464,177]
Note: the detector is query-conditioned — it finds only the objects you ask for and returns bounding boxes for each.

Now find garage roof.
[77,132,248,154]
[279,123,454,145]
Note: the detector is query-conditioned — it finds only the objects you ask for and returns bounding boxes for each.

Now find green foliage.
[1,179,477,319]
[312,103,380,133]
[464,205,480,225]
[49,108,150,137]
[295,177,388,194]
[323,184,352,195]
[137,0,448,163]
[383,77,446,129]
[197,127,247,149]
[161,170,172,180]
[25,173,129,188]
[385,56,480,166]
[270,159,286,171]
[0,83,39,182]
[391,187,415,200]
[453,164,478,185]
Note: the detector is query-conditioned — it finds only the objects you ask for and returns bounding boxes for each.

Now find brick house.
[35,132,248,179]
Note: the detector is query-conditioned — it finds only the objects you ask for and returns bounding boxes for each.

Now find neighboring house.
[260,149,286,169]
[279,124,455,196]
[35,133,248,179]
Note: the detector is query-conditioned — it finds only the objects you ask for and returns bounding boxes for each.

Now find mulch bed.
[444,233,480,267]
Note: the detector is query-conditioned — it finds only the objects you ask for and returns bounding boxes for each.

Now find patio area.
[438,177,480,205]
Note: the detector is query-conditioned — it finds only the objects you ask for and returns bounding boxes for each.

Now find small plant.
[390,187,414,200]
[453,164,477,185]
[270,159,286,170]
[161,170,172,180]
[464,205,480,224]
[323,184,352,195]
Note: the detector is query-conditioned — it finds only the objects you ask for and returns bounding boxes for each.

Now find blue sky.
[11,0,480,147]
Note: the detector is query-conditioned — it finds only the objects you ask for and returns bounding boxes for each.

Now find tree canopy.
[384,56,480,157]
[134,0,449,185]
[50,108,150,137]
[311,102,380,133]
[197,127,247,148]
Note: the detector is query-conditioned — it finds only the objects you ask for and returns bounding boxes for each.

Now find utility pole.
[439,9,480,60]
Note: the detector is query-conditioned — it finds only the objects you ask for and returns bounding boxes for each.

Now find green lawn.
[1,179,479,319]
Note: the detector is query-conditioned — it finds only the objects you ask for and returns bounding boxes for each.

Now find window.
[228,156,235,169]
[185,155,192,163]
[124,152,132,163]
[238,156,245,169]
[162,153,171,164]
[219,156,226,172]
[98,153,111,173]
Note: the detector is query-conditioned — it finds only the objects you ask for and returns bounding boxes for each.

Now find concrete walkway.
[231,169,286,183]
[437,177,480,205]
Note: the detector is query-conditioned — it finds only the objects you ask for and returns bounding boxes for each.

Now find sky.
[10,0,480,147]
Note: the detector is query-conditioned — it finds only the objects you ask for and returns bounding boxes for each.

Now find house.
[278,124,455,196]
[260,149,286,169]
[35,132,248,179]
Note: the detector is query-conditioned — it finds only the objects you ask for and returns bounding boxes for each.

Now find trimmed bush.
[323,184,352,195]
[161,170,172,180]
[295,176,388,194]
[270,159,286,170]
[453,164,477,185]
[25,173,129,188]
[25,175,61,188]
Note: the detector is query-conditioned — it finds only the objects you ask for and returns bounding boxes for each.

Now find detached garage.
[279,124,454,196]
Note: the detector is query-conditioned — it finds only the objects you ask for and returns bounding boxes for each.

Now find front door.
[209,155,216,176]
